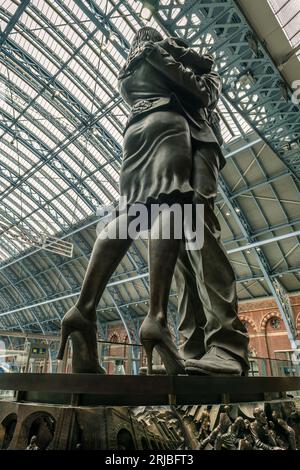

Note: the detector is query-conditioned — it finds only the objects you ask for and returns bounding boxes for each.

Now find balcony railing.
[1,341,300,378]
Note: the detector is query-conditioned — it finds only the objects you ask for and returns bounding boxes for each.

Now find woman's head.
[131,27,163,50]
[120,27,164,78]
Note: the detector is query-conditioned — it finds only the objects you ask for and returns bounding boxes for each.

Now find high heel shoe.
[139,315,185,375]
[57,306,106,374]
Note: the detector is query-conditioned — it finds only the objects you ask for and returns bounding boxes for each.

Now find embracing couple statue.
[57,27,249,377]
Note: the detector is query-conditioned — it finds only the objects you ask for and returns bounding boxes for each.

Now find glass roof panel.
[0,0,283,265]
[268,0,300,57]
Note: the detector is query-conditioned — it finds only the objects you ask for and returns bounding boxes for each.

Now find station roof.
[0,0,299,337]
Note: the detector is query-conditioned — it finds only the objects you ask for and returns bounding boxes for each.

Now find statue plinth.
[0,374,300,450]
[1,374,300,406]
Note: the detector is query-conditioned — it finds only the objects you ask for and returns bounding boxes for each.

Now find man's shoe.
[185,347,245,376]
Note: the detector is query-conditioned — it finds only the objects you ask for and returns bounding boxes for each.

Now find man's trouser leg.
[175,142,249,371]
[174,242,206,360]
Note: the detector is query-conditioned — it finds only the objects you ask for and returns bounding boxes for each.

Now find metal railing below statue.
[2,338,300,378]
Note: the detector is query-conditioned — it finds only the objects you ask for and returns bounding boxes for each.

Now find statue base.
[0,374,299,450]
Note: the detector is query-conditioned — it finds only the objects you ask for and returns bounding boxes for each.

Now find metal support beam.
[0,328,113,344]
[73,0,130,57]
[145,0,299,346]
[219,178,298,347]
[2,263,299,332]
[0,218,100,271]
[0,96,122,209]
[224,138,262,159]
[1,265,299,325]
[0,221,299,319]
[227,230,300,254]
[0,272,148,318]
[228,171,291,199]
[0,0,299,345]
[152,0,300,179]
[0,0,30,48]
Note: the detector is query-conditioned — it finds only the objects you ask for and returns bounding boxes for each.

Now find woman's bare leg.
[76,213,134,320]
[148,207,181,323]
[140,206,184,375]
[57,213,135,371]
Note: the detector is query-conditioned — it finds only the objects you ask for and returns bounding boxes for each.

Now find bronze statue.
[271,410,297,450]
[57,26,249,376]
[218,416,249,450]
[57,27,194,374]
[179,404,300,450]
[238,419,254,450]
[150,36,249,375]
[197,410,211,443]
[250,408,284,450]
[201,409,232,450]
[26,435,39,451]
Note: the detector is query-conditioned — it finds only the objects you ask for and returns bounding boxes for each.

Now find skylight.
[0,0,266,263]
[268,0,300,58]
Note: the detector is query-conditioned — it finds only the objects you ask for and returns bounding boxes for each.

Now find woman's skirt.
[119,110,194,207]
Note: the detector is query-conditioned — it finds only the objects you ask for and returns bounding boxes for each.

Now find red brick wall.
[105,294,300,361]
[104,325,131,374]
[238,294,300,359]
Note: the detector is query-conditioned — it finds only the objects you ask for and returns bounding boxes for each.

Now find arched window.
[248,347,257,357]
[117,429,135,450]
[109,333,119,343]
[270,317,281,329]
[0,414,17,450]
[23,412,56,450]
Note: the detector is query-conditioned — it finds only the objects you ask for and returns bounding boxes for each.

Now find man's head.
[272,410,283,421]
[244,419,251,429]
[233,416,246,432]
[253,407,267,425]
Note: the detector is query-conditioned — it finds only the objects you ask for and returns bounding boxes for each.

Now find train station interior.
[0,0,299,452]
